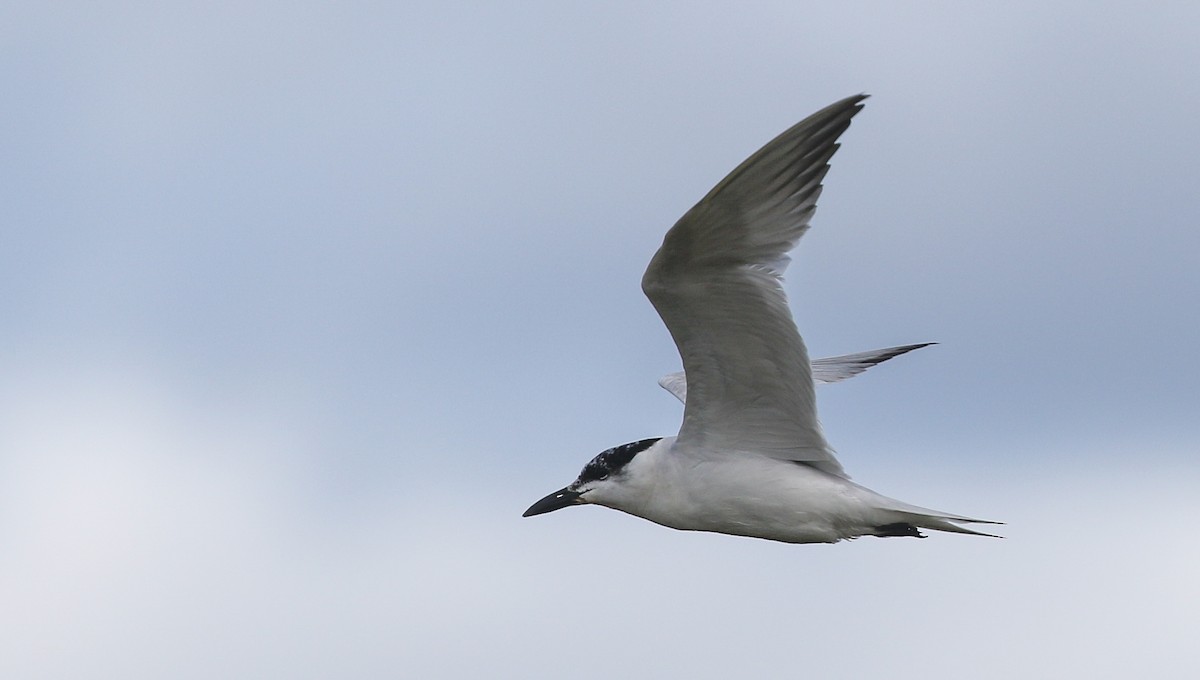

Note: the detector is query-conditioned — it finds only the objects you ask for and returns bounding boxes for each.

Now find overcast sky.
[2,2,1198,678]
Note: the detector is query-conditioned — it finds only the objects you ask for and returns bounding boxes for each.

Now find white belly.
[634,456,892,544]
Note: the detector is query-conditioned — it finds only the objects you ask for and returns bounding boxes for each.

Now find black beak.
[522,487,584,517]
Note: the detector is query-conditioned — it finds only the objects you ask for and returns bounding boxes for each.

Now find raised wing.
[642,95,867,477]
[811,343,934,383]
[658,342,934,403]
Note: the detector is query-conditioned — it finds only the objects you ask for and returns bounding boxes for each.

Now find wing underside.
[642,95,868,476]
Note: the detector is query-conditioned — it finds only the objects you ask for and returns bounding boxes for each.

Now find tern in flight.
[523,95,999,543]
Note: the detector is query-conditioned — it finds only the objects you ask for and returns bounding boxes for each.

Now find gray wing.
[658,342,934,403]
[642,95,867,477]
[811,343,934,383]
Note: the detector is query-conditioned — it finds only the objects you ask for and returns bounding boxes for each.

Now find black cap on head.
[577,438,662,483]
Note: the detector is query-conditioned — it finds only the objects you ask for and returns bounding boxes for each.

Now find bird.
[522,95,1000,543]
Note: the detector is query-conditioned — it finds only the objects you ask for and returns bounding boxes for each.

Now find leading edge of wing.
[642,95,868,476]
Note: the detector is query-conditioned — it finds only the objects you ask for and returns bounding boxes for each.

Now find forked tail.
[878,511,1003,538]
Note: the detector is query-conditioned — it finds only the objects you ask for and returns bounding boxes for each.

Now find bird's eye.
[599,474,609,481]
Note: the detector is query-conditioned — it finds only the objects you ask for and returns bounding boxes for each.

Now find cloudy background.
[3,2,1198,678]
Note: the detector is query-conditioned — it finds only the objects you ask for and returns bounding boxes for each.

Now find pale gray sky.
[2,2,1198,678]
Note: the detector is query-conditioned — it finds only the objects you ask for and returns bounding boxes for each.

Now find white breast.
[616,439,888,544]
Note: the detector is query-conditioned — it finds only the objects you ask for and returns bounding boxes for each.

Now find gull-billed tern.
[523,95,1000,543]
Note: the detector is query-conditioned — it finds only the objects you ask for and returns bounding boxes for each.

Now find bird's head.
[522,438,662,517]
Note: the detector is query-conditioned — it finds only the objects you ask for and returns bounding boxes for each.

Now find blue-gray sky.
[2,2,1198,678]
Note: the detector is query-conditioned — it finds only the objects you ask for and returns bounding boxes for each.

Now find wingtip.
[847,92,870,107]
[888,341,938,357]
[815,94,870,121]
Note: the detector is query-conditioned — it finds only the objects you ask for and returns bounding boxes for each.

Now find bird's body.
[595,436,990,543]
[523,95,999,543]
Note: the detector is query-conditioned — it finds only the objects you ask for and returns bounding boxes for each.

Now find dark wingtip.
[848,342,937,369]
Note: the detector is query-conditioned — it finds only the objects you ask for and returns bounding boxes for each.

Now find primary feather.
[657,342,936,404]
